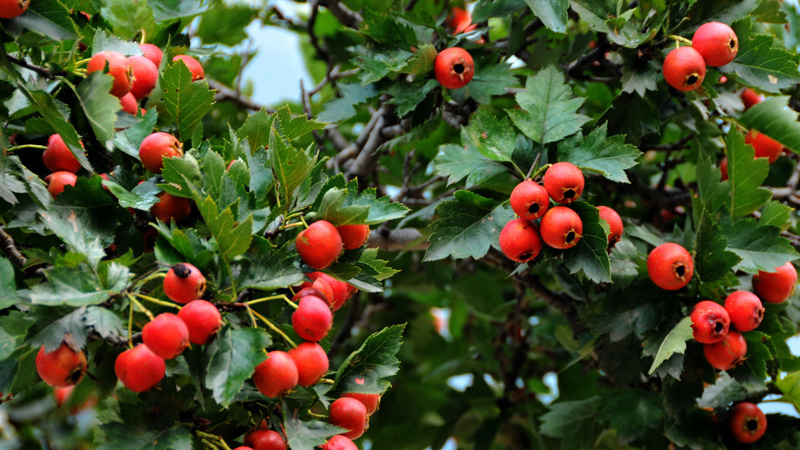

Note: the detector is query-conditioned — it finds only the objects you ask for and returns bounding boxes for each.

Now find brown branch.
[368,228,427,251]
[346,103,398,187]
[207,79,272,113]
[0,227,27,267]
[320,0,362,29]
[6,54,59,79]
[641,134,695,151]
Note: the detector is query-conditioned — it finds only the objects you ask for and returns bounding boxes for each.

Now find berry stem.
[280,222,304,231]
[532,163,551,180]
[525,153,542,179]
[246,294,298,309]
[307,411,328,419]
[248,307,298,348]
[319,378,334,384]
[132,292,181,310]
[74,58,91,67]
[139,29,146,46]
[127,295,135,349]
[5,144,47,152]
[127,294,155,321]
[668,35,693,46]
[196,431,231,450]
[300,216,310,229]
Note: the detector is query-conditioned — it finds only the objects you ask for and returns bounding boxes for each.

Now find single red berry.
[720,157,729,181]
[128,55,159,100]
[288,342,329,387]
[510,180,549,221]
[434,47,474,89]
[647,243,694,290]
[173,55,205,81]
[321,436,358,450]
[752,262,797,304]
[690,301,730,344]
[540,207,583,250]
[499,218,543,262]
[301,273,352,311]
[292,296,333,342]
[114,344,166,392]
[119,92,140,115]
[336,225,370,250]
[745,130,783,164]
[177,300,222,344]
[45,171,78,198]
[342,392,381,416]
[86,51,134,97]
[447,7,474,34]
[43,134,82,173]
[163,263,206,304]
[0,0,30,18]
[718,75,728,83]
[253,351,298,398]
[244,430,286,450]
[310,278,335,306]
[139,132,183,174]
[151,192,191,223]
[233,447,254,450]
[692,22,738,67]
[662,46,706,91]
[704,330,747,371]
[142,313,190,359]
[597,206,623,249]
[139,43,163,68]
[329,397,368,440]
[724,291,764,332]
[35,343,87,387]
[296,221,343,270]
[741,88,762,111]
[728,402,767,444]
[54,386,97,411]
[543,162,584,204]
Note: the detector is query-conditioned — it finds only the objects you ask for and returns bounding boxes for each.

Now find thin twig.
[0,227,27,267]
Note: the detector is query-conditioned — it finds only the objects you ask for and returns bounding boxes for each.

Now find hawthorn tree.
[2,0,800,448]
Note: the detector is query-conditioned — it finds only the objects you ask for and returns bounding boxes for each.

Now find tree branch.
[5,54,59,79]
[320,0,362,29]
[0,227,27,267]
[207,79,272,113]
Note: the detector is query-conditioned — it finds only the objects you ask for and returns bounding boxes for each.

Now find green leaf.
[600,390,664,441]
[361,10,418,48]
[236,107,275,152]
[270,132,316,203]
[697,372,747,408]
[196,3,257,46]
[0,259,19,309]
[272,106,326,141]
[729,331,771,390]
[473,0,528,22]
[720,214,799,273]
[284,415,345,450]
[205,327,271,407]
[385,80,436,119]
[540,397,603,449]
[739,96,800,155]
[355,189,410,225]
[318,83,378,123]
[103,178,161,210]
[148,0,209,21]
[27,307,89,352]
[27,267,119,306]
[696,144,730,215]
[99,0,157,41]
[775,371,800,412]
[351,46,415,85]
[759,201,793,230]
[434,144,508,189]
[161,61,215,140]
[648,317,693,375]
[0,311,33,360]
[161,153,204,198]
[195,196,253,260]
[507,66,590,144]
[727,130,771,218]
[97,424,193,450]
[73,72,121,146]
[461,61,520,104]
[83,306,125,340]
[238,244,305,291]
[556,124,641,183]
[693,208,741,283]
[8,0,79,40]
[91,29,143,55]
[114,109,159,158]
[462,110,516,162]
[424,191,515,262]
[563,202,612,283]
[525,0,568,32]
[334,324,405,394]
[39,211,106,270]
[313,188,370,226]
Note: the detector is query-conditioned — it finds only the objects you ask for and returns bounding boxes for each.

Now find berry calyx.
[292,296,333,342]
[173,55,205,81]
[86,51,134,97]
[43,134,82,173]
[647,243,694,290]
[119,92,139,115]
[691,22,738,67]
[151,192,191,223]
[728,402,767,444]
[540,207,583,250]
[597,206,623,249]
[163,263,206,304]
[253,351,298,398]
[704,330,747,371]
[128,55,159,100]
[296,220,343,270]
[139,43,163,68]
[0,0,30,19]
[741,88,762,111]
[139,132,183,174]
[499,218,543,263]
[336,224,370,250]
[752,262,797,303]
[543,162,584,204]
[35,343,87,387]
[288,342,329,387]
[724,291,764,332]
[244,430,286,450]
[690,301,730,344]
[662,46,706,91]
[745,130,783,164]
[342,392,381,416]
[45,171,78,198]
[321,435,358,450]
[329,397,368,440]
[434,47,474,89]
[142,312,190,359]
[510,180,549,221]
[114,344,166,392]
[177,299,222,344]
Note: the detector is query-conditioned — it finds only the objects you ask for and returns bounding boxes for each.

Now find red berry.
[119,92,139,115]
[720,157,729,181]
[177,300,222,344]
[434,47,474,89]
[245,430,286,450]
[336,225,370,250]
[692,22,738,67]
[142,313,190,359]
[310,279,335,306]
[540,207,583,250]
[647,243,694,290]
[329,397,368,440]
[597,206,623,249]
[752,262,797,303]
[342,392,381,416]
[296,221,343,270]
[499,218,543,262]
[86,51,133,97]
[510,180,549,221]
[35,343,87,387]
[741,88,762,111]
[233,447,254,450]
[45,171,78,198]
[662,46,706,91]
[746,130,783,164]
[163,263,206,304]
[301,273,352,311]
[704,330,747,371]
[292,296,333,342]
[54,386,73,407]
[690,301,730,344]
[139,132,183,174]
[139,43,163,68]
[43,134,82,173]
[724,291,764,332]
[728,402,767,444]
[321,436,358,450]
[447,7,473,34]
[543,162,584,204]
[151,192,191,223]
[253,351,298,398]
[128,55,158,100]
[173,55,205,81]
[114,344,166,392]
[288,342,329,387]
[0,0,29,18]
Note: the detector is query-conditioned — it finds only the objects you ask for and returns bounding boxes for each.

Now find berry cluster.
[662,22,738,91]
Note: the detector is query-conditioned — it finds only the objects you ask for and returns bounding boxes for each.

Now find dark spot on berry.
[746,418,759,431]
[686,74,698,86]
[173,263,191,278]
[730,39,736,49]
[453,63,465,74]
[714,321,724,333]
[519,251,533,261]
[563,189,575,199]
[675,265,686,277]
[528,203,540,214]
[566,231,575,243]
[757,308,764,319]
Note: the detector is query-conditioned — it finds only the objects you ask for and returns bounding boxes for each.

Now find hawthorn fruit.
[128,55,159,100]
[86,51,133,97]
[296,220,343,270]
[690,301,730,344]
[647,243,694,290]
[543,162,584,204]
[704,330,747,370]
[288,342,329,387]
[752,262,797,304]
[728,402,767,444]
[745,130,783,164]
[342,392,381,416]
[35,343,87,387]
[151,192,191,223]
[336,224,370,250]
[253,351,298,398]
[499,218,543,262]
[139,43,163,68]
[329,397,368,440]
[43,134,82,173]
[292,296,333,342]
[163,263,207,304]
[173,55,205,81]
[724,291,764,332]
[597,206,623,249]
[142,312,190,359]
[0,0,29,18]
[244,430,286,450]
[691,22,738,67]
[139,132,182,174]
[540,206,583,249]
[321,435,358,450]
[510,180,549,221]
[45,171,78,198]
[177,299,222,344]
[434,47,474,89]
[114,344,166,392]
[662,46,706,91]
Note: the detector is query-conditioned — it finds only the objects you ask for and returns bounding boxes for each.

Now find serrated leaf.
[205,327,271,407]
[148,0,209,21]
[462,110,516,162]
[694,208,741,283]
[27,307,89,352]
[739,96,800,155]
[238,244,305,291]
[461,61,520,104]
[272,106,326,141]
[540,396,602,449]
[556,124,641,183]
[161,61,215,140]
[97,424,192,450]
[648,317,693,375]
[697,372,747,408]
[161,154,204,198]
[27,268,115,307]
[237,107,275,152]
[720,214,799,273]
[91,29,143,55]
[270,132,315,203]
[434,144,508,189]
[103,178,161,210]
[8,0,79,40]
[729,331,771,390]
[318,83,378,123]
[356,189,410,225]
[525,0,568,32]
[100,0,157,41]
[39,211,106,270]
[334,324,405,394]
[195,196,253,260]
[563,202,612,283]
[72,72,121,147]
[113,108,159,158]
[775,371,800,412]
[759,201,793,230]
[83,306,124,339]
[313,188,370,226]
[600,390,664,441]
[728,130,771,218]
[284,415,345,450]
[385,80,436,118]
